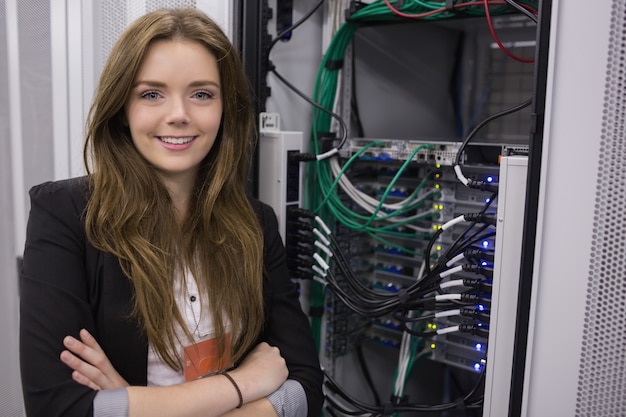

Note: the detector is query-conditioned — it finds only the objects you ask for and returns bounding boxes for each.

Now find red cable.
[483,0,535,63]
[382,0,537,63]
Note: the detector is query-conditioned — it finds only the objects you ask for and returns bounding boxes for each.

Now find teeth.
[160,136,194,144]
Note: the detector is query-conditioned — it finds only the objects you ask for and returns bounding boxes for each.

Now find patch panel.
[339,139,462,165]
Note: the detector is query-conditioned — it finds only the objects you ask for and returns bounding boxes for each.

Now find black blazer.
[19,177,323,417]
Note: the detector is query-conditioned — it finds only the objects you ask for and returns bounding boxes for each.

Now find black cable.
[324,369,483,414]
[454,98,532,167]
[270,67,348,153]
[267,0,326,57]
[355,343,381,405]
[424,192,496,276]
[351,39,365,137]
[505,0,538,23]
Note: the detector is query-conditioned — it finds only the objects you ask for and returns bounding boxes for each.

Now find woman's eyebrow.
[133,80,220,88]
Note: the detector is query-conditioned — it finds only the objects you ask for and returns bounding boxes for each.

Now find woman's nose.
[166,97,190,125]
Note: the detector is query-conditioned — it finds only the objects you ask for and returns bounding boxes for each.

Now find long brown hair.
[83,8,263,370]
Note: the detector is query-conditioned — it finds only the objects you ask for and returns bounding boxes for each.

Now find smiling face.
[125,38,223,189]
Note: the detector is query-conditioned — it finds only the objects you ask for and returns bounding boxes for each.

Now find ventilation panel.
[576,1,626,415]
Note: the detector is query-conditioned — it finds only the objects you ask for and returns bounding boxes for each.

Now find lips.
[158,136,196,145]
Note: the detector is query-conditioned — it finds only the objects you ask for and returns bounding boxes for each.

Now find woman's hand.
[228,342,288,404]
[60,328,129,391]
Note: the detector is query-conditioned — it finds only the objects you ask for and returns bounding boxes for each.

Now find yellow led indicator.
[435,173,441,179]
[433,225,438,230]
[436,245,442,251]
[427,323,433,329]
[430,343,436,349]
[439,205,444,210]
[435,184,440,189]
[438,225,443,230]
[436,164,441,169]
[432,324,437,329]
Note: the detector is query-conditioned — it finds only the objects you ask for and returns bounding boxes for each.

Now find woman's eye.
[140,90,161,100]
[193,90,213,100]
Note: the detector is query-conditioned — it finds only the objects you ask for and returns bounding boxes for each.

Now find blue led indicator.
[475,343,482,351]
[485,198,491,203]
[473,363,482,371]
[482,241,489,248]
[481,261,488,266]
[478,304,485,311]
[486,176,494,183]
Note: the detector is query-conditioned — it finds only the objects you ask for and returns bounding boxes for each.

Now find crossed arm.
[60,329,285,417]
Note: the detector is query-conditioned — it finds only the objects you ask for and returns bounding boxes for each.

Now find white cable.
[454,164,469,186]
[314,216,332,236]
[434,309,461,319]
[313,253,330,271]
[441,214,466,231]
[435,294,463,302]
[439,265,463,278]
[314,240,333,258]
[316,147,339,161]
[329,157,437,213]
[312,264,327,278]
[440,279,465,289]
[446,253,465,267]
[312,276,327,286]
[436,325,460,335]
[312,228,330,246]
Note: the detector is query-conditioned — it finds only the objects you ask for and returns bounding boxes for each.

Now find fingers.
[60,329,129,390]
[60,349,106,389]
[71,370,102,391]
[63,330,107,371]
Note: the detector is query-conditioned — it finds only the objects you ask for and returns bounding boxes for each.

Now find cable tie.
[397,288,409,308]
[454,397,467,411]
[325,59,344,70]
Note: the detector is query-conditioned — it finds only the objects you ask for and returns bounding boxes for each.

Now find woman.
[19,8,323,417]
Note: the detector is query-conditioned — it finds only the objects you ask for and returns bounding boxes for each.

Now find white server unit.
[482,155,528,417]
[257,112,305,243]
